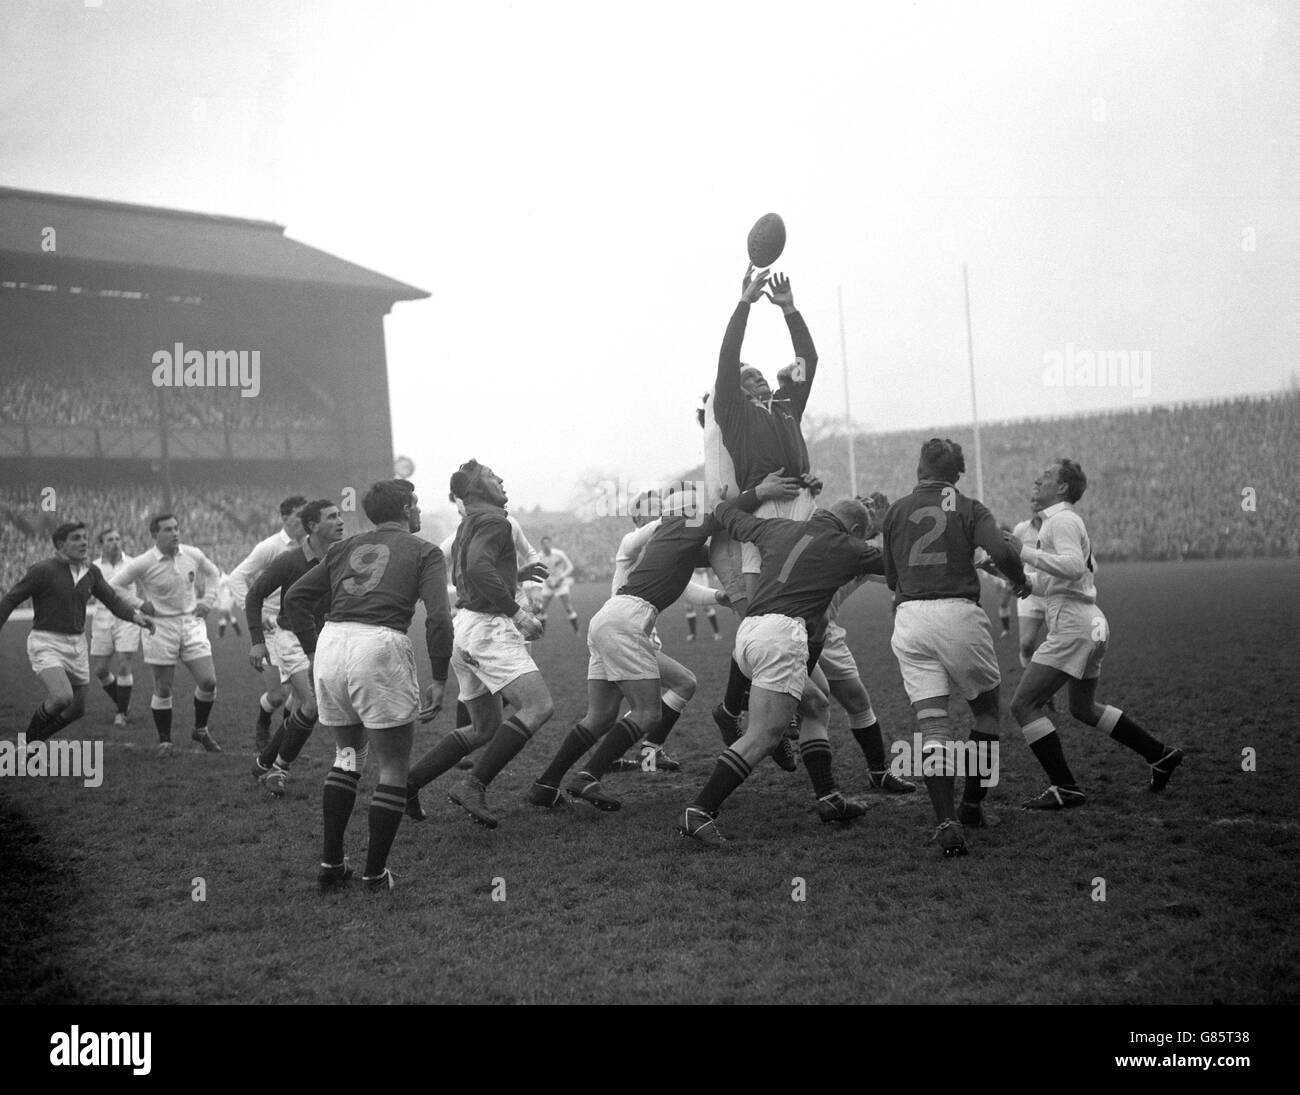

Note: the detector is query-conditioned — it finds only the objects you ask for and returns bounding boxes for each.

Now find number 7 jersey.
[882,481,1019,605]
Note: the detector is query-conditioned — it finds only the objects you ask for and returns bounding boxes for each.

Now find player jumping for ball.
[1007,459,1183,810]
[0,522,155,744]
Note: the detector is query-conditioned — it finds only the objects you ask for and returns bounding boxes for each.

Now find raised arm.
[715,265,770,418]
[767,274,818,419]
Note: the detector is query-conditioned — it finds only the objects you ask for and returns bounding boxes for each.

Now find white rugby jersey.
[228,529,295,617]
[541,548,574,581]
[1017,502,1097,604]
[110,544,221,617]
[88,552,135,614]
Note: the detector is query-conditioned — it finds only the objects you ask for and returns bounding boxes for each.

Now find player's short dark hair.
[279,495,308,518]
[97,526,117,544]
[150,513,177,536]
[52,521,86,548]
[1055,458,1087,503]
[299,498,338,535]
[918,438,966,484]
[362,480,414,524]
[449,459,482,502]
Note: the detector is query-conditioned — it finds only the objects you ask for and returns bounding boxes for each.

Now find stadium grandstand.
[0,187,426,591]
[530,391,1299,583]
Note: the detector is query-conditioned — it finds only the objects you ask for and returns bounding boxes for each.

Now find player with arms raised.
[1007,460,1182,810]
[0,522,155,743]
[882,439,1029,856]
[284,479,452,892]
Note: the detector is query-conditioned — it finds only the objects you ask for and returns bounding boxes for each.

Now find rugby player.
[881,439,1028,857]
[1006,460,1183,810]
[214,570,241,638]
[527,472,801,812]
[109,515,223,756]
[1010,508,1048,666]
[418,461,554,830]
[0,522,155,742]
[229,495,307,751]
[537,537,579,633]
[684,568,721,641]
[678,495,884,844]
[88,527,140,726]
[707,265,824,749]
[246,499,344,797]
[283,480,452,892]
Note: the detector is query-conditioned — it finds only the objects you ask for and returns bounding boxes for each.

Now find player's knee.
[676,668,698,699]
[64,696,87,721]
[153,684,173,700]
[1009,694,1036,724]
[800,688,829,722]
[300,698,318,722]
[196,680,216,698]
[46,691,73,715]
[94,665,113,683]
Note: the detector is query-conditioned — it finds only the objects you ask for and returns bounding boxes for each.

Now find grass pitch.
[1,559,1297,1004]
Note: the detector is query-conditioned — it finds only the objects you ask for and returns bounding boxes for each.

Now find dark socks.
[694,748,752,815]
[1109,711,1166,763]
[276,707,317,765]
[582,717,642,780]
[799,739,836,797]
[471,715,533,786]
[322,767,360,866]
[722,659,750,717]
[100,677,120,707]
[537,723,598,787]
[259,724,287,769]
[644,702,681,748]
[1029,731,1077,788]
[408,728,475,792]
[849,719,887,771]
[152,705,173,742]
[364,784,406,878]
[961,730,999,804]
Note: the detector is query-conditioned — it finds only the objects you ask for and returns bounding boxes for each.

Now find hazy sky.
[3,0,1297,509]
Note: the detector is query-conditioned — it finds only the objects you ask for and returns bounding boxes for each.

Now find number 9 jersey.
[881,481,1023,605]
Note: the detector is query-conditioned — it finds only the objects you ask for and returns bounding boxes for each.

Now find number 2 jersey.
[882,481,1026,605]
[283,522,453,680]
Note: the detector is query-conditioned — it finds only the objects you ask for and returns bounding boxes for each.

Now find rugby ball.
[747,213,786,267]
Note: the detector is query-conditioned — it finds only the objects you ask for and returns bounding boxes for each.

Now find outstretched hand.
[764,271,794,311]
[740,263,771,305]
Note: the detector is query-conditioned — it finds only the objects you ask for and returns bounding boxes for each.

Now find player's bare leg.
[111,649,135,724]
[681,684,796,845]
[149,663,177,756]
[908,693,968,857]
[1065,677,1182,792]
[319,723,365,891]
[529,680,622,806]
[253,667,317,796]
[1011,662,1083,809]
[183,654,220,753]
[828,674,915,794]
[796,678,864,823]
[26,668,88,743]
[449,671,555,827]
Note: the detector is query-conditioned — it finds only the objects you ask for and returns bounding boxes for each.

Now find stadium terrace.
[150,343,261,398]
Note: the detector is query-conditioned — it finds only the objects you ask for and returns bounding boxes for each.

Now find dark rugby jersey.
[882,481,1026,604]
[283,523,452,680]
[246,543,323,646]
[451,504,519,617]
[619,486,764,611]
[714,302,818,489]
[714,502,883,628]
[0,557,137,634]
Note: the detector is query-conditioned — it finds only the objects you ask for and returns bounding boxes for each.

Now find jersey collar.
[1040,501,1072,519]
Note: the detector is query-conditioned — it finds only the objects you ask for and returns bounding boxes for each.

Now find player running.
[228,495,307,751]
[88,527,141,726]
[527,472,800,813]
[881,439,1029,857]
[537,537,579,632]
[246,499,344,797]
[408,461,554,830]
[1007,460,1183,810]
[678,495,885,845]
[284,479,452,892]
[108,515,223,756]
[0,522,155,743]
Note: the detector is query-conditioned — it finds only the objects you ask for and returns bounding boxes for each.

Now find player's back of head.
[828,498,871,538]
[916,438,965,484]
[1056,458,1087,502]
[362,479,414,524]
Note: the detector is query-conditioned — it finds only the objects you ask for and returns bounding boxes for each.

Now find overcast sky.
[3,0,1297,509]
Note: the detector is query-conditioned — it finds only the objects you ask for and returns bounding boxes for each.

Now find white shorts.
[451,610,539,701]
[741,488,818,574]
[314,621,419,728]
[891,599,1001,703]
[1033,601,1107,680]
[735,614,808,699]
[28,630,90,685]
[89,612,141,657]
[143,616,212,666]
[1018,594,1047,621]
[818,620,859,682]
[266,625,311,684]
[543,578,574,599]
[587,595,660,681]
